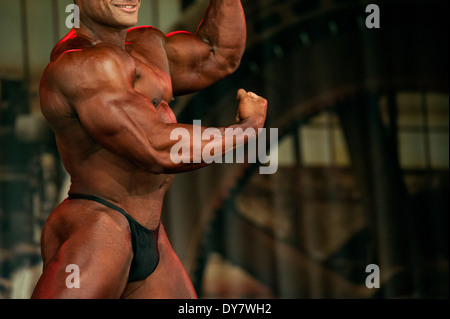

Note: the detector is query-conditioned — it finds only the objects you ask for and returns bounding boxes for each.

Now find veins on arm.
[164,0,247,95]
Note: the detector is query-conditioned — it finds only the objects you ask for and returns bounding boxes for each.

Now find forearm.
[146,89,267,175]
[196,0,247,70]
[147,119,259,174]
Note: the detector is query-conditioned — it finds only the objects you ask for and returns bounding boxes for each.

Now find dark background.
[0,0,448,299]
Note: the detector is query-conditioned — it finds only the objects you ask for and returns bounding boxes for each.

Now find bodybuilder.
[31,0,267,299]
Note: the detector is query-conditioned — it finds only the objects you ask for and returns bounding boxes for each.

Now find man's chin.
[111,12,139,29]
[115,18,138,29]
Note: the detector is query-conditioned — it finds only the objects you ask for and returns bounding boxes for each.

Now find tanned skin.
[31,0,267,299]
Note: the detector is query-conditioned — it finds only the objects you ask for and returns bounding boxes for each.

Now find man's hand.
[236,89,268,129]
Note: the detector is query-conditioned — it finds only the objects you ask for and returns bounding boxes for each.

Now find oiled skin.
[31,0,267,299]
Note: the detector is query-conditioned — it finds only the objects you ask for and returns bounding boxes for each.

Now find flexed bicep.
[165,0,247,96]
[165,31,225,95]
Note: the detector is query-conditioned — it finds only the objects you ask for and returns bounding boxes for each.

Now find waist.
[67,186,166,230]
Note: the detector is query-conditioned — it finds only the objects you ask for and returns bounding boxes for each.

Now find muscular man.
[31,0,267,299]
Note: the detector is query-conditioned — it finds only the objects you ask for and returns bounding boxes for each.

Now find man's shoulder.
[51,43,130,72]
[51,30,129,61]
[127,25,165,41]
[45,43,134,92]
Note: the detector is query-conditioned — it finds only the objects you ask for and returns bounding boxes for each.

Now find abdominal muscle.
[58,95,177,231]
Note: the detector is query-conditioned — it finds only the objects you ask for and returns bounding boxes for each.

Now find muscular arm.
[165,0,247,95]
[50,45,265,175]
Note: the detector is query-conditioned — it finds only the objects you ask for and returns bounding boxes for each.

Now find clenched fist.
[235,89,267,129]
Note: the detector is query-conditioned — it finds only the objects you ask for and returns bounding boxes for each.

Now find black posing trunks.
[68,194,160,283]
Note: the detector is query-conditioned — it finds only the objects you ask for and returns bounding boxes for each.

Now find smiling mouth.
[113,4,138,12]
[115,5,136,8]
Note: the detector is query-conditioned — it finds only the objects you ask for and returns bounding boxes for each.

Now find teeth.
[116,5,135,8]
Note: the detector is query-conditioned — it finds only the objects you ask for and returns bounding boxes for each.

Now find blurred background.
[0,0,448,299]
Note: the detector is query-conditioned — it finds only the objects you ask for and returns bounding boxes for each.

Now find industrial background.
[0,0,448,299]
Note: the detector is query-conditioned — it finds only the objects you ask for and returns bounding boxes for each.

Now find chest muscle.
[128,42,175,123]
